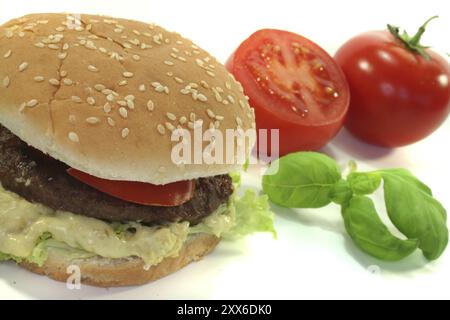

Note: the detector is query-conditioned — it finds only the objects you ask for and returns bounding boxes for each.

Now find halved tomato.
[227,29,350,156]
[67,168,195,206]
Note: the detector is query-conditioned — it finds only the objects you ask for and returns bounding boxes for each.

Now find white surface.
[0,0,449,300]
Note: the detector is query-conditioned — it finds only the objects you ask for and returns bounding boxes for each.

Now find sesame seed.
[157,124,165,135]
[225,82,232,90]
[189,112,196,122]
[119,107,128,118]
[63,78,73,86]
[166,72,174,77]
[114,28,123,33]
[177,56,187,62]
[176,40,183,45]
[158,166,166,173]
[86,41,97,50]
[86,117,100,124]
[68,115,76,123]
[34,42,45,48]
[62,43,69,50]
[125,95,135,101]
[206,109,215,119]
[26,99,38,107]
[174,77,184,84]
[215,115,224,121]
[180,89,190,95]
[123,71,134,78]
[121,128,130,138]
[197,93,208,102]
[87,97,96,105]
[123,43,132,49]
[56,26,65,32]
[236,116,243,126]
[19,62,28,72]
[172,47,180,53]
[68,132,79,143]
[5,30,13,38]
[133,29,141,35]
[141,43,152,49]
[166,112,176,121]
[118,80,128,86]
[179,116,187,124]
[48,44,59,50]
[127,100,135,109]
[129,38,140,46]
[58,52,67,60]
[206,71,215,77]
[107,94,115,102]
[94,84,106,91]
[164,60,174,66]
[19,102,26,113]
[147,100,155,111]
[71,96,82,103]
[139,84,146,92]
[60,70,68,77]
[165,122,175,131]
[132,54,141,61]
[3,50,11,59]
[222,100,229,105]
[103,103,112,113]
[34,76,45,82]
[117,100,127,107]
[239,100,246,109]
[107,117,116,127]
[200,80,209,89]
[3,76,10,88]
[227,95,235,104]
[99,47,108,54]
[88,65,99,72]
[170,53,178,59]
[215,121,221,129]
[49,78,60,86]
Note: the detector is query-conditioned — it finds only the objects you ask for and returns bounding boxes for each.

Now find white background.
[0,0,449,300]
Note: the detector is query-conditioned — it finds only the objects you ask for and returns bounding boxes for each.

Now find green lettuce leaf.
[224,189,277,239]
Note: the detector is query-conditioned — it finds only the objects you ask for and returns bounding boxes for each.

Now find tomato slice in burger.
[67,168,195,206]
[226,29,350,155]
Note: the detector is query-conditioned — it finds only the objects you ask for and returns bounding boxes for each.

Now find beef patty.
[0,125,233,225]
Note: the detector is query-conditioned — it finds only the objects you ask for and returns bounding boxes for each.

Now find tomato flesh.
[67,168,195,206]
[227,29,349,155]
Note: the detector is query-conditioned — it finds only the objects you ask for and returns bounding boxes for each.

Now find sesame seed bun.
[0,13,255,184]
[20,233,220,287]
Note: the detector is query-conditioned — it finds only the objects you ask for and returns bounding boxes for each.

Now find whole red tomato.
[227,29,350,156]
[335,17,450,147]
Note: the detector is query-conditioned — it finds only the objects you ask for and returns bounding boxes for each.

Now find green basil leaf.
[347,172,382,195]
[378,169,432,195]
[342,196,419,261]
[330,180,353,206]
[262,152,341,208]
[381,171,448,260]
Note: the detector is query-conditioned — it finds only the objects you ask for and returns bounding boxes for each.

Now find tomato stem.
[387,16,438,60]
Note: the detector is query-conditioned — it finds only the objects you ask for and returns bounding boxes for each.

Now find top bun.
[0,13,255,184]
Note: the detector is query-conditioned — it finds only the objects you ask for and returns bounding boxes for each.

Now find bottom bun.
[20,233,220,287]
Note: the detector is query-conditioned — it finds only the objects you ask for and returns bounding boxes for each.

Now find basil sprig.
[262,152,448,261]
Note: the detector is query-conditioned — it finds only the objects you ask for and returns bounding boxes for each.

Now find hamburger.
[0,13,275,287]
